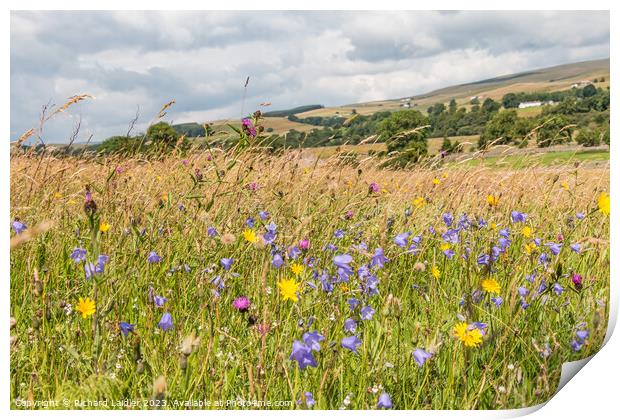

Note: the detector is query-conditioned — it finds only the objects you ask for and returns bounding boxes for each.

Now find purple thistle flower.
[119,322,136,336]
[233,296,250,312]
[70,247,87,263]
[12,220,27,235]
[246,182,260,192]
[148,251,162,264]
[158,313,173,331]
[341,335,362,353]
[377,392,393,409]
[241,118,257,137]
[368,182,380,193]
[302,330,325,351]
[412,348,432,367]
[344,318,357,334]
[221,258,234,271]
[361,305,375,320]
[299,239,310,250]
[571,273,583,290]
[289,340,317,370]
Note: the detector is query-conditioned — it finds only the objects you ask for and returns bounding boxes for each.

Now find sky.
[10,10,610,143]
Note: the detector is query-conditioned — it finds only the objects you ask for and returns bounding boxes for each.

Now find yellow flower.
[99,222,111,233]
[561,181,570,191]
[278,278,300,302]
[453,322,483,348]
[431,265,441,279]
[481,278,501,294]
[490,223,497,231]
[339,283,350,293]
[413,196,425,208]
[486,194,499,207]
[76,297,96,319]
[524,242,538,255]
[291,263,304,276]
[521,226,532,238]
[440,243,451,252]
[53,192,62,200]
[453,322,467,340]
[432,178,440,185]
[243,228,258,243]
[598,192,610,216]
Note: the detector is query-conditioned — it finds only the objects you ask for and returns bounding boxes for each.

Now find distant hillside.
[263,104,324,117]
[294,58,609,119]
[177,58,609,138]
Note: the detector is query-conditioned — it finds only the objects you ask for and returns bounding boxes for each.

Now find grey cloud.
[10,10,609,143]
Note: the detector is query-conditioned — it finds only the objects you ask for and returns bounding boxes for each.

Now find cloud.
[10,10,609,143]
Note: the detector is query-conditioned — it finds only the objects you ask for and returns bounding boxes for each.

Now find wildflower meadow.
[9,115,610,409]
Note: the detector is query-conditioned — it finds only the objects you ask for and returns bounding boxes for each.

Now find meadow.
[9,135,610,410]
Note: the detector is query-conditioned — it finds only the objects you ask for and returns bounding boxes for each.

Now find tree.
[479,109,520,148]
[502,93,520,109]
[378,110,429,166]
[481,98,501,114]
[575,128,601,147]
[427,103,446,116]
[147,122,179,146]
[582,84,597,98]
[535,115,574,148]
[97,135,142,154]
[448,99,457,114]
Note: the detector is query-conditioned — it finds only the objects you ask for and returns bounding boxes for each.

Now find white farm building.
[518,101,542,109]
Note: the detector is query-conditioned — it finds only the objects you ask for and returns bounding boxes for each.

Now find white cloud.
[10,10,610,143]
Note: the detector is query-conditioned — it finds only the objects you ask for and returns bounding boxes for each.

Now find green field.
[10,144,610,409]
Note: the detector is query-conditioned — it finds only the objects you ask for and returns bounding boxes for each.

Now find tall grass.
[10,144,609,409]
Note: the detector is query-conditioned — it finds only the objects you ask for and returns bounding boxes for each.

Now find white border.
[3,1,617,418]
